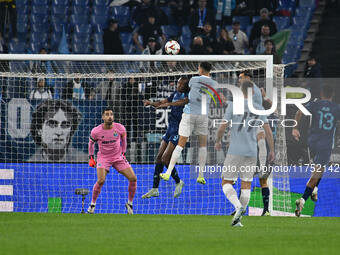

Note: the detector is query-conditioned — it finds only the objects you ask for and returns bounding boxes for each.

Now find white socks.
[223,184,241,210]
[198,147,207,178]
[258,138,267,169]
[165,145,183,175]
[240,189,251,208]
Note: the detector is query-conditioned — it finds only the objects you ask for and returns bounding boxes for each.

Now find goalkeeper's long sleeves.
[121,133,127,154]
[88,139,95,157]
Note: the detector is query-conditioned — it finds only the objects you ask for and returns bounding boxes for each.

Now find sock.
[258,138,267,168]
[313,186,318,194]
[240,189,251,208]
[165,145,183,176]
[128,181,137,205]
[198,147,207,178]
[261,187,270,211]
[91,182,103,204]
[171,167,181,184]
[302,186,313,201]
[152,163,164,188]
[222,184,241,210]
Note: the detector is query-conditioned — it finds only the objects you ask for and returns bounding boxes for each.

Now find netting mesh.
[271,64,291,215]
[0,57,291,215]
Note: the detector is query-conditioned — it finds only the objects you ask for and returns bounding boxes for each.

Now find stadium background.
[1,96,339,216]
[1,0,340,217]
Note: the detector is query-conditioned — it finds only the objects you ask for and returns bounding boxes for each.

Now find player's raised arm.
[143,98,168,108]
[156,97,189,108]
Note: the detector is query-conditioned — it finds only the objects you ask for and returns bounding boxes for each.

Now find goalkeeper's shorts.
[97,154,131,172]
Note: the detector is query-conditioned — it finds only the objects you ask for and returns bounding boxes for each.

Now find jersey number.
[317,111,334,130]
[237,112,259,132]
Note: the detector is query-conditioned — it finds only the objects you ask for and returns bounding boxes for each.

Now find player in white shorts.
[215,81,275,227]
[160,62,218,184]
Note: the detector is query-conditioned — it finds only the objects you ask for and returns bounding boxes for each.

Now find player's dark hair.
[102,108,113,115]
[199,62,212,72]
[240,70,253,78]
[321,85,334,99]
[180,77,190,93]
[308,55,316,61]
[241,81,254,97]
[30,100,82,147]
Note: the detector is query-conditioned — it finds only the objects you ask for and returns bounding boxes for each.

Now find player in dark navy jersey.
[292,85,340,216]
[142,77,189,198]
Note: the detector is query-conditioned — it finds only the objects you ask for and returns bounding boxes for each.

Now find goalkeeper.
[87,108,137,214]
[142,77,189,198]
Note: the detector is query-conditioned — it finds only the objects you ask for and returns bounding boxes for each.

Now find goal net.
[0,54,291,215]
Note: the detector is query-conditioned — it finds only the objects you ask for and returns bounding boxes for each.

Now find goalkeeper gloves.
[89,155,96,167]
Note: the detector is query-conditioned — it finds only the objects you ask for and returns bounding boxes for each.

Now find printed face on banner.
[40,109,72,150]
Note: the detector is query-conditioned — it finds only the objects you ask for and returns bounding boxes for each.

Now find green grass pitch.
[0,213,339,255]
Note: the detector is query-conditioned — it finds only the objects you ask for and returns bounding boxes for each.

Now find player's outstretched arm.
[157,98,189,108]
[263,123,275,163]
[143,99,168,108]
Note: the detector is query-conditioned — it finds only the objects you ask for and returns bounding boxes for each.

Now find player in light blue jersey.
[237,71,263,112]
[238,71,272,216]
[215,81,275,227]
[160,62,218,184]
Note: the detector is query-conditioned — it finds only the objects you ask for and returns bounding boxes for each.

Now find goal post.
[0,54,291,215]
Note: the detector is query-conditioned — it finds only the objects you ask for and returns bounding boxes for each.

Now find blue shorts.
[162,125,179,146]
[308,140,332,165]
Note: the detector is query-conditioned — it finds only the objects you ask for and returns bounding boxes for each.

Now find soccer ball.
[165,40,180,55]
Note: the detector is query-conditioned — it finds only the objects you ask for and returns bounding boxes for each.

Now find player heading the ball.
[160,62,218,184]
[88,108,137,214]
[142,77,189,199]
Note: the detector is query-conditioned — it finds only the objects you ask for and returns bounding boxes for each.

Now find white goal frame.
[0,54,276,215]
